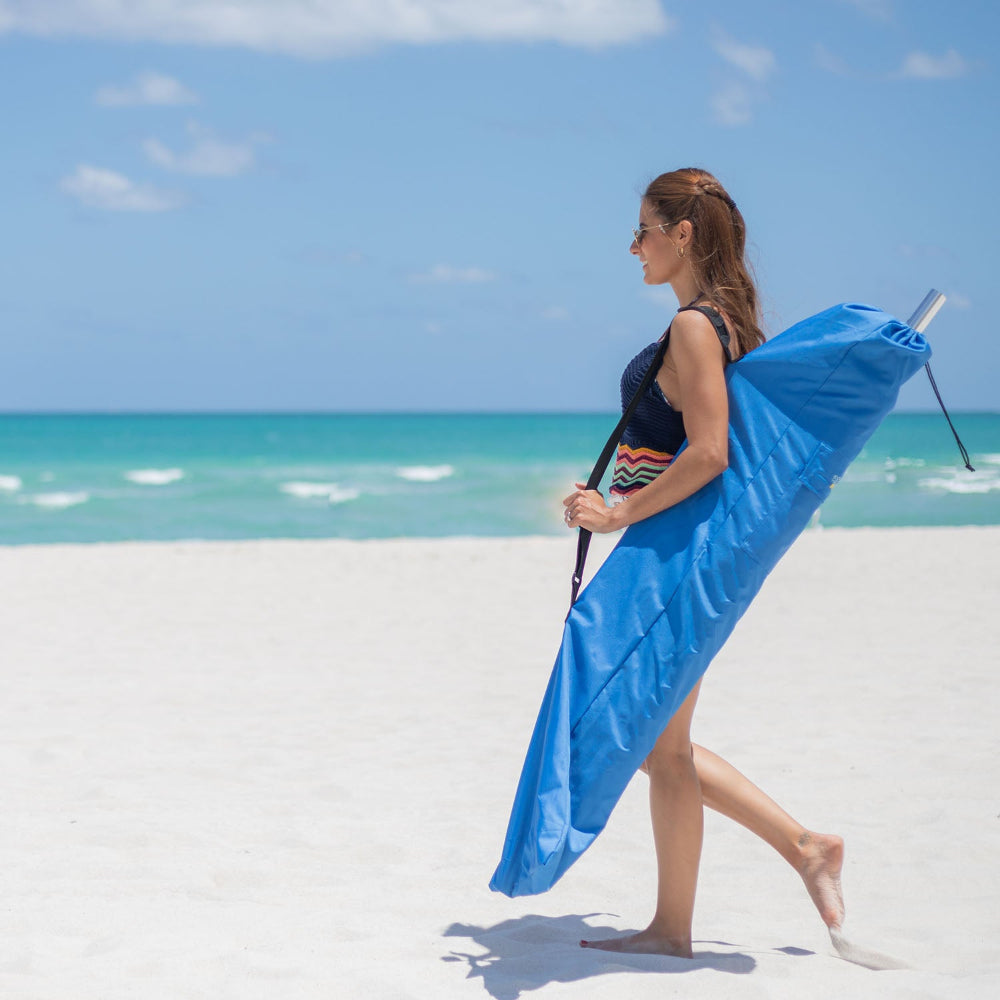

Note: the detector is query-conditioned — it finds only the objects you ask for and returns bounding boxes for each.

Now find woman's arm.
[564,310,730,533]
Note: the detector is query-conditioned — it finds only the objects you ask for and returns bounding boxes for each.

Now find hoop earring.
[677,245,685,259]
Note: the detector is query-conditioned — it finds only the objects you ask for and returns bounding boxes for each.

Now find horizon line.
[1,408,996,417]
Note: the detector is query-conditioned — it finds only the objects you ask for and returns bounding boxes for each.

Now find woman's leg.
[693,744,844,928]
[581,680,704,956]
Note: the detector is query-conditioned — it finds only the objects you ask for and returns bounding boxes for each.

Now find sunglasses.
[631,221,676,246]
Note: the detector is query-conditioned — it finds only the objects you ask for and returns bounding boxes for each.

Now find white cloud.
[409,265,498,284]
[541,305,570,321]
[709,30,774,126]
[60,164,184,211]
[95,71,198,106]
[898,48,968,80]
[143,122,264,176]
[712,34,775,81]
[711,81,754,127]
[642,285,677,306]
[0,1,673,56]
[814,43,852,77]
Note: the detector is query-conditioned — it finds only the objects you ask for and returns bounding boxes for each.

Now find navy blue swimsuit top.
[610,304,733,497]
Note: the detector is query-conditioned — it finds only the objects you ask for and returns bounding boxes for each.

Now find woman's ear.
[676,219,693,245]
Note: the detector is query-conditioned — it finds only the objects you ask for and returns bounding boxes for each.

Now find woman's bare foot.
[797,832,845,929]
[580,927,692,958]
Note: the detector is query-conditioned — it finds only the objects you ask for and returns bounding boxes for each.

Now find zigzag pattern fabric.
[610,442,675,496]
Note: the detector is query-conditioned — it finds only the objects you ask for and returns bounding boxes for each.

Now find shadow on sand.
[441,914,765,1000]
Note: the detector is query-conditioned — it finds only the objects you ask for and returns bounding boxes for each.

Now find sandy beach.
[1,527,998,999]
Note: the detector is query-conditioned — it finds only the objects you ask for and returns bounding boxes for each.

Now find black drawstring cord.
[924,362,975,472]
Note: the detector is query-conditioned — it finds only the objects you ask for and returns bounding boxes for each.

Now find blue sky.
[1,0,997,412]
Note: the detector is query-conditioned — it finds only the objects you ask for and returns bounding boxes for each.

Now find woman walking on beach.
[561,167,844,956]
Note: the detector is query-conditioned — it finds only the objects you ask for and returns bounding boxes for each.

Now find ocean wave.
[919,471,1000,495]
[125,468,185,486]
[280,481,360,504]
[23,491,90,509]
[396,464,455,483]
[0,474,22,492]
[840,468,886,483]
[884,457,926,469]
[979,453,1000,466]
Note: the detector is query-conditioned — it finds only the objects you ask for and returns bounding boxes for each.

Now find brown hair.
[644,167,764,357]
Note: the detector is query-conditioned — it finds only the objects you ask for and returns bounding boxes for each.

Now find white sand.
[1,528,998,999]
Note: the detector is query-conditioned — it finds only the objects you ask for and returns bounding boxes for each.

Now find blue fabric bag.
[490,303,931,897]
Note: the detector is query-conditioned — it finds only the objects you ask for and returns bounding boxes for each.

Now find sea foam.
[125,468,185,486]
[0,474,22,492]
[919,470,1000,494]
[396,464,454,483]
[26,491,90,509]
[280,482,360,504]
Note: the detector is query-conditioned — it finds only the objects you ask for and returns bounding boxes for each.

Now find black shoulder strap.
[568,328,671,613]
[676,303,733,362]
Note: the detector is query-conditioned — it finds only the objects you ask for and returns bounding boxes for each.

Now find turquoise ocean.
[1,412,998,546]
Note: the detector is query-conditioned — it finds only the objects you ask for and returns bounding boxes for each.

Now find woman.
[561,168,844,957]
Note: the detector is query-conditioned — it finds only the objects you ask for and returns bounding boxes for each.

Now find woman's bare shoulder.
[670,306,725,342]
[666,308,731,369]
[678,302,739,358]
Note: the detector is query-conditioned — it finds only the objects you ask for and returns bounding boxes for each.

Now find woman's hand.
[563,482,623,534]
